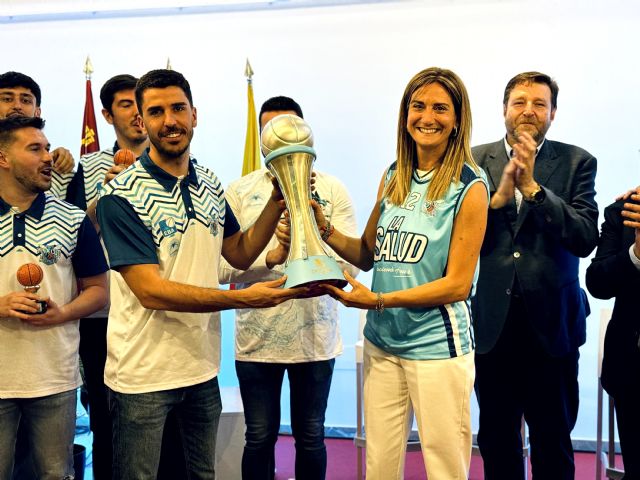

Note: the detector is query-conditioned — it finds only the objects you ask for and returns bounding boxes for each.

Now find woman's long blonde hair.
[384,67,478,204]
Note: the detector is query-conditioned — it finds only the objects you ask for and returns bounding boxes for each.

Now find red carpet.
[274,435,623,479]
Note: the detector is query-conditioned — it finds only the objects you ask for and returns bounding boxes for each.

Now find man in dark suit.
[586,192,640,479]
[472,71,599,479]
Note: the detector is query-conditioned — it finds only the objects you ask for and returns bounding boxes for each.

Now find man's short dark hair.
[135,69,193,112]
[259,96,304,123]
[0,116,45,151]
[100,74,139,113]
[0,71,42,107]
[503,71,559,110]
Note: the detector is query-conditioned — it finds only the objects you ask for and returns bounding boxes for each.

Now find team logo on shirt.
[38,244,61,265]
[422,200,439,217]
[209,213,219,236]
[158,218,177,238]
[168,239,180,257]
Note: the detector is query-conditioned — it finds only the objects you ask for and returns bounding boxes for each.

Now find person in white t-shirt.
[219,96,358,480]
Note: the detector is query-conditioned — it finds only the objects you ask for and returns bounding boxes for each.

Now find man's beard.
[152,141,189,159]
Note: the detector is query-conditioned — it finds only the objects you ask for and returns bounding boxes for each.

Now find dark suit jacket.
[586,200,640,396]
[471,139,598,356]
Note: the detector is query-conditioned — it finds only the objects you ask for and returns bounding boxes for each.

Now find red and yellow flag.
[242,59,260,176]
[80,57,100,156]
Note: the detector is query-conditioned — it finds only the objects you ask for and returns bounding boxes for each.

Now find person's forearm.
[122,273,267,312]
[325,229,374,272]
[235,198,282,268]
[59,284,108,322]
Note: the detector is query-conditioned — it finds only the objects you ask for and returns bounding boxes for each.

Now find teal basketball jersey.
[364,163,488,360]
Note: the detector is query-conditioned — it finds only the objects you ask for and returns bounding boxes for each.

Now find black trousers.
[475,296,579,480]
[79,317,111,480]
[614,385,640,480]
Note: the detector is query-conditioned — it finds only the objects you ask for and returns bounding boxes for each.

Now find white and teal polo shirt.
[97,151,240,394]
[365,163,488,360]
[0,192,108,398]
[66,142,118,211]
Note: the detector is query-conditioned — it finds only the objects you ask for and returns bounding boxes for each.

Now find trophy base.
[35,300,48,314]
[284,255,348,290]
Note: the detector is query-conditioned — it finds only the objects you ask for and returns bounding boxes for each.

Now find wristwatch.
[523,183,545,204]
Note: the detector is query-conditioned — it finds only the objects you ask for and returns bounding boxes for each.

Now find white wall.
[3,0,639,442]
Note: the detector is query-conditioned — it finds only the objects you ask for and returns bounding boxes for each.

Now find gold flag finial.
[166,58,172,70]
[245,58,254,82]
[83,56,94,79]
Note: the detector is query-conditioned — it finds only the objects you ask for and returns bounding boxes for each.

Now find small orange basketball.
[16,263,44,287]
[114,149,135,166]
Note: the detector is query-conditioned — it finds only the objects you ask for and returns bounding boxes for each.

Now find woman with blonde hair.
[317,67,488,479]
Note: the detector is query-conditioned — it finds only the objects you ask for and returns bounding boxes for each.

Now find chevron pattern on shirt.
[102,162,227,248]
[81,149,115,207]
[0,194,85,258]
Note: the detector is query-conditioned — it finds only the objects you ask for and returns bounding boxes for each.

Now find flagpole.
[83,55,94,80]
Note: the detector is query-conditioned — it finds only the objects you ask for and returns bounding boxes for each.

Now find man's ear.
[550,108,557,122]
[102,108,114,125]
[192,106,197,128]
[0,150,10,169]
[34,106,41,118]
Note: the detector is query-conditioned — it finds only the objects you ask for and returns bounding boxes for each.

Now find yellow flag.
[242,60,260,176]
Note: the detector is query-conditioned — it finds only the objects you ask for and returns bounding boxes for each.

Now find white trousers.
[363,339,474,480]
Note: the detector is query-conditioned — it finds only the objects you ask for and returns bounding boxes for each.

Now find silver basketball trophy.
[262,114,347,289]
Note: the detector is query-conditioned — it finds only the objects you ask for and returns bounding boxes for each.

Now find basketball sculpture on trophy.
[261,114,347,289]
[16,263,47,313]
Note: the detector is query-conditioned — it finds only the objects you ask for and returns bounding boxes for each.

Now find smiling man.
[0,116,108,480]
[96,69,305,480]
[471,72,599,479]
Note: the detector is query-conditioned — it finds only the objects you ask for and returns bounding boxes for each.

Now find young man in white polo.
[97,69,306,479]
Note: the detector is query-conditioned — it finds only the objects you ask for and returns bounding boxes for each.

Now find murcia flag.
[80,78,100,156]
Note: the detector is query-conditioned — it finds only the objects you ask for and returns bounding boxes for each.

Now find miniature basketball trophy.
[16,263,47,314]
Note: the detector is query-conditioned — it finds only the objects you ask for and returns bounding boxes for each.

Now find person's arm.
[119,263,300,311]
[21,214,110,326]
[512,133,599,257]
[218,177,286,285]
[586,200,640,299]
[323,181,488,309]
[313,172,386,272]
[98,190,305,312]
[221,179,286,270]
[321,174,361,278]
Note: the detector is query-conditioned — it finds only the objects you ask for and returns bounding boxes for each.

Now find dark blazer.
[586,200,640,395]
[471,139,598,356]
